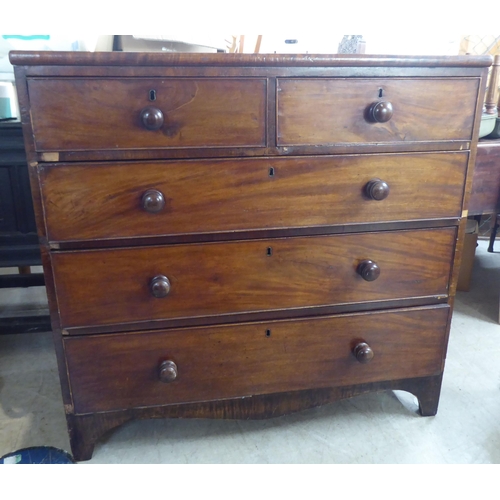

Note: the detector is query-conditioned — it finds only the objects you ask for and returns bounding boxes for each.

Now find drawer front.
[65,305,450,413]
[277,78,479,146]
[40,152,468,243]
[52,228,455,329]
[27,78,267,151]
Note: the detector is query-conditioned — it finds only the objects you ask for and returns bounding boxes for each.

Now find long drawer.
[39,153,468,243]
[277,78,479,145]
[52,228,455,330]
[27,78,267,151]
[65,305,450,414]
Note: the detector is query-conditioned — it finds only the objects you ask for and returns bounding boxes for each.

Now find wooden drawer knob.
[369,101,393,123]
[365,179,390,201]
[142,189,166,213]
[141,106,164,130]
[353,342,374,364]
[159,360,178,383]
[150,275,171,298]
[357,260,380,281]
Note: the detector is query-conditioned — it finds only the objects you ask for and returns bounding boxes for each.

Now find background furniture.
[0,121,49,334]
[10,51,490,461]
[112,35,225,53]
[469,138,500,251]
[470,53,500,251]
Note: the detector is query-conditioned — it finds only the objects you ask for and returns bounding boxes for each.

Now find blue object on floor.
[0,447,75,464]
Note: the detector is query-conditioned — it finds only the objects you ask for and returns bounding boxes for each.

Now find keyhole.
[266,329,272,337]
[267,247,273,256]
[378,88,384,98]
[149,89,157,101]
[269,167,275,177]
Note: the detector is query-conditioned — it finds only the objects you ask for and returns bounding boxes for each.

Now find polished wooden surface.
[9,51,493,68]
[52,228,455,329]
[141,189,166,214]
[365,178,390,201]
[64,305,449,414]
[357,260,381,281]
[10,51,489,461]
[140,106,164,131]
[277,78,478,145]
[159,360,178,383]
[39,153,468,243]
[28,78,267,151]
[469,139,500,215]
[368,101,394,123]
[149,275,171,299]
[353,342,375,364]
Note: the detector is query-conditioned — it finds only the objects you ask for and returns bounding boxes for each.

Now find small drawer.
[39,152,468,243]
[64,305,450,414]
[27,77,267,152]
[52,228,456,330]
[277,78,479,146]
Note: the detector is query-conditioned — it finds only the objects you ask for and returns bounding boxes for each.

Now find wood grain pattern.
[66,373,444,461]
[9,51,493,68]
[35,140,473,164]
[277,78,479,145]
[64,305,449,414]
[39,152,468,243]
[52,228,456,329]
[27,78,267,151]
[10,51,489,461]
[469,139,500,215]
[62,297,450,337]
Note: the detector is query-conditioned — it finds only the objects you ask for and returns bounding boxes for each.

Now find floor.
[1,239,499,464]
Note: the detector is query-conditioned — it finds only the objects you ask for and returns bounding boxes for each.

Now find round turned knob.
[159,360,178,383]
[365,178,390,201]
[369,101,393,123]
[357,260,380,282]
[353,342,374,364]
[150,275,171,298]
[140,106,164,130]
[141,189,166,213]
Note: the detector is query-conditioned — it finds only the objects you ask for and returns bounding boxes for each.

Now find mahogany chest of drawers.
[10,51,491,461]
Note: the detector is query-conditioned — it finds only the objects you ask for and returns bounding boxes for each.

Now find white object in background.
[257,35,344,54]
[0,81,18,119]
[133,34,226,51]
